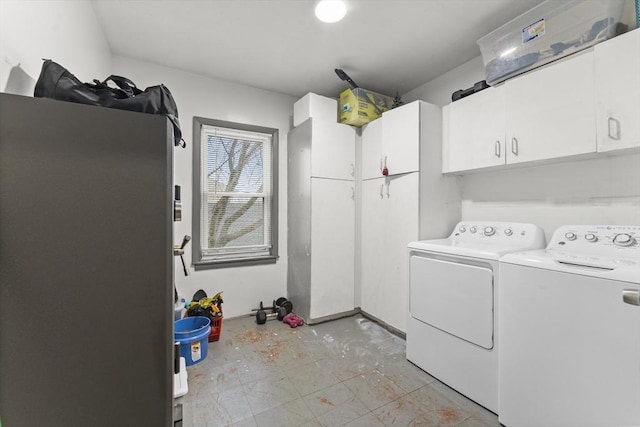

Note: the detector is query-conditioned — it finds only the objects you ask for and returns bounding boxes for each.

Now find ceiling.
[91,0,545,99]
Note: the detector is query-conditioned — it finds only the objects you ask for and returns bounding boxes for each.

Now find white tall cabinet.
[288,119,356,323]
[360,101,460,333]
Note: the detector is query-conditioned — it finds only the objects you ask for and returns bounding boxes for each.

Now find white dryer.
[407,221,545,413]
[499,225,640,427]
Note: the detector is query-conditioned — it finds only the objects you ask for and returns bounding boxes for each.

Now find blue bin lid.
[175,316,210,337]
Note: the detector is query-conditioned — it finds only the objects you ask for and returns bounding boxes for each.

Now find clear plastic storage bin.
[478,0,626,85]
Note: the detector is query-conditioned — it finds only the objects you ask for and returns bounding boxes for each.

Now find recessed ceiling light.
[315,0,347,23]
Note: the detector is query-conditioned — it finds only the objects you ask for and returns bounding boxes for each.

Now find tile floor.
[176,314,500,427]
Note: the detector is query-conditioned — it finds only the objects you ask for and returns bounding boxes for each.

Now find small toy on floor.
[282,313,304,328]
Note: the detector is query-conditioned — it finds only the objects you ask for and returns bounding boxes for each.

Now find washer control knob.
[584,233,598,242]
[459,226,467,233]
[613,233,635,247]
[470,226,477,234]
[565,232,577,241]
[504,228,513,236]
[484,226,495,236]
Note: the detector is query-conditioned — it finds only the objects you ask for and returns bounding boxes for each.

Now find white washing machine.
[406,221,546,413]
[499,225,640,427]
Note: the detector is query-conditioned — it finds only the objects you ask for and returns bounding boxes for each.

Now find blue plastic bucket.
[174,316,211,366]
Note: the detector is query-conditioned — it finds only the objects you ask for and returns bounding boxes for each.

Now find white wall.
[0,0,111,95]
[4,0,638,319]
[0,0,298,319]
[111,55,296,318]
[403,56,485,107]
[403,56,640,241]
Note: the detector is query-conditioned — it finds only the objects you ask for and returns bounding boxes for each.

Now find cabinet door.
[311,121,355,180]
[360,177,386,320]
[310,178,355,319]
[445,86,506,172]
[361,118,383,180]
[595,29,640,152]
[506,51,596,164]
[383,173,419,333]
[382,101,420,176]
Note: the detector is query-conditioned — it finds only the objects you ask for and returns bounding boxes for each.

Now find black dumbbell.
[253,299,291,324]
[255,301,268,324]
[254,301,284,324]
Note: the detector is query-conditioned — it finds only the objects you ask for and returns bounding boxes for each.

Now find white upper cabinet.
[361,118,383,180]
[594,29,640,152]
[443,31,640,173]
[444,86,506,172]
[310,120,355,180]
[505,50,596,164]
[362,101,421,179]
[382,101,421,176]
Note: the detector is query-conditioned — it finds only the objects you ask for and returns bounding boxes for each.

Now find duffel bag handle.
[102,75,141,97]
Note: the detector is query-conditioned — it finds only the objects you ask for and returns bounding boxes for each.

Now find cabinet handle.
[622,290,640,306]
[608,117,621,140]
[511,137,519,156]
[350,163,355,177]
[380,184,384,199]
[351,186,355,200]
[386,182,390,198]
[381,155,389,176]
[495,141,501,158]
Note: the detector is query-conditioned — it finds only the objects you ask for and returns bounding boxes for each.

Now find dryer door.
[410,255,494,349]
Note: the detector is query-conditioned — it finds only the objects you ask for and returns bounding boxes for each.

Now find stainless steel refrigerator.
[0,93,174,426]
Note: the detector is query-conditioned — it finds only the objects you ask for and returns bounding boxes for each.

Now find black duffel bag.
[34,59,185,147]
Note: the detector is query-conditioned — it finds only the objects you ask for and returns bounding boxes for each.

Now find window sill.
[193,255,278,270]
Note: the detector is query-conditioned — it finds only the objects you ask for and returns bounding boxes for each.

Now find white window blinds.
[200,125,273,261]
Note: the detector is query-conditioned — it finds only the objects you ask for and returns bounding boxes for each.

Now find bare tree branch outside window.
[206,136,266,248]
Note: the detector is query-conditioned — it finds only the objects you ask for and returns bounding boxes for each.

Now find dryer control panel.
[548,225,640,260]
[451,221,545,248]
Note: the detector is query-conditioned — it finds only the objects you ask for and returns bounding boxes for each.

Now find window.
[192,117,278,268]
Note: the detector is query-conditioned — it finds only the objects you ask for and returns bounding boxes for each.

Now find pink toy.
[282,313,305,328]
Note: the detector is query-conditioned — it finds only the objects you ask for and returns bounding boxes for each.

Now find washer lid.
[500,250,640,284]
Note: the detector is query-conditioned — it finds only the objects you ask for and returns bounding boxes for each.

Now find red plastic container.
[187,310,222,342]
[208,316,223,342]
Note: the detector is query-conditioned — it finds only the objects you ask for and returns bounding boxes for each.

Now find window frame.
[192,116,279,269]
